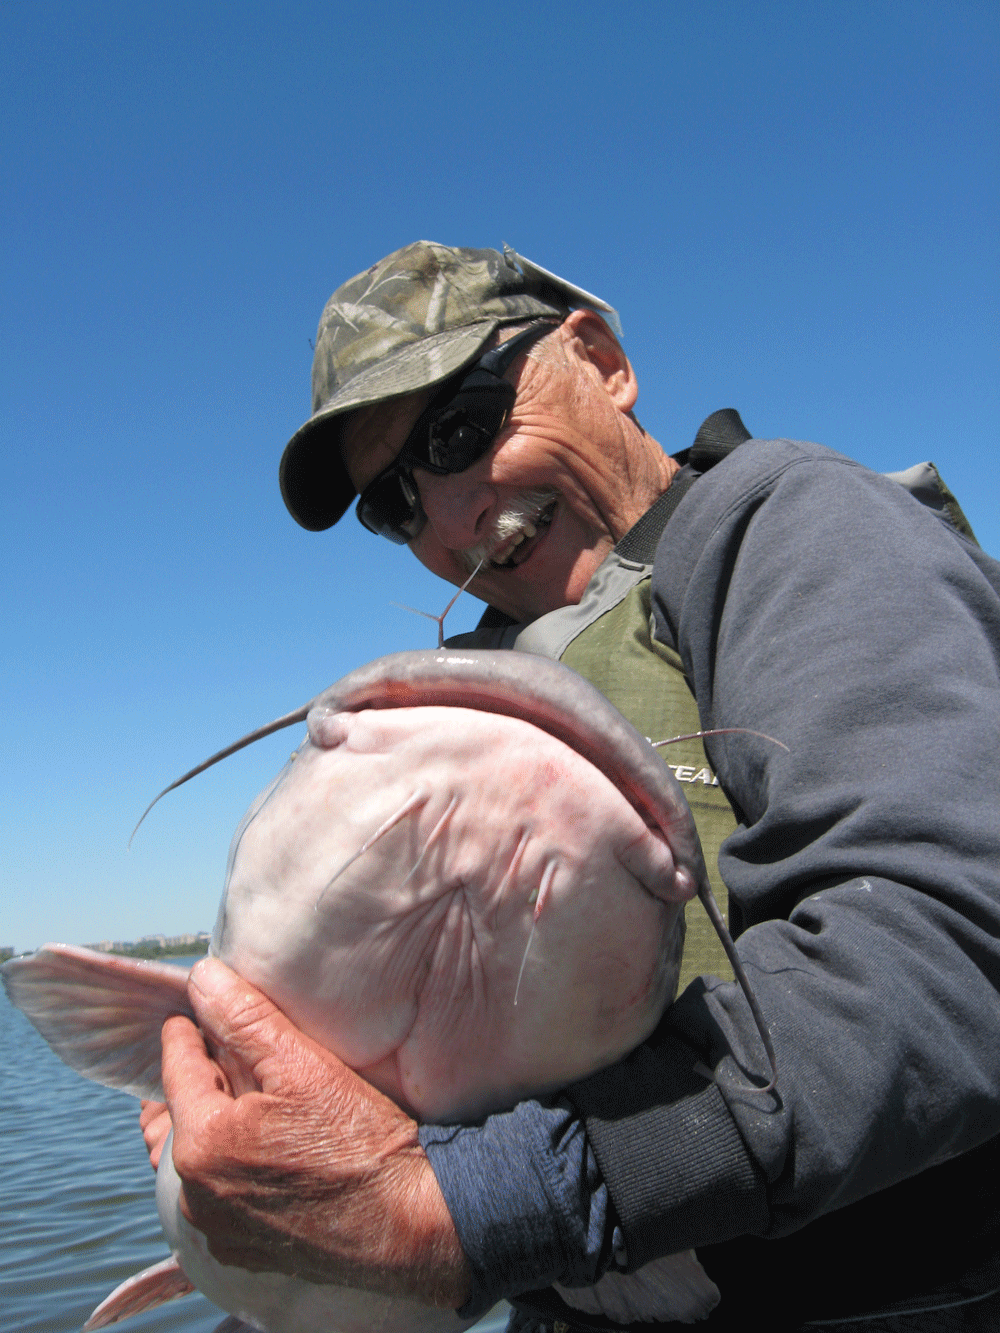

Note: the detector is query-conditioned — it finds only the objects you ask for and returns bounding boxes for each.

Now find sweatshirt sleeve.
[421,438,1000,1303]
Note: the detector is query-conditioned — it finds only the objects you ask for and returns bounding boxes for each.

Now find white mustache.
[459,489,557,573]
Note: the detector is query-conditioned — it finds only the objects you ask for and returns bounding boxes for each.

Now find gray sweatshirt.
[421,435,1000,1327]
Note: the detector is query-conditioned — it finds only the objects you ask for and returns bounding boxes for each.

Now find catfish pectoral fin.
[1,943,195,1099]
[83,1254,196,1328]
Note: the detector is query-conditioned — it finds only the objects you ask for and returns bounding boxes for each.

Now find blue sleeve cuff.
[419,1097,613,1319]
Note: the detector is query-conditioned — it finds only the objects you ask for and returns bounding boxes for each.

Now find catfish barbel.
[5,648,777,1331]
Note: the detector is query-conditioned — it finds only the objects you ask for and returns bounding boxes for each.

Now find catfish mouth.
[486,498,558,570]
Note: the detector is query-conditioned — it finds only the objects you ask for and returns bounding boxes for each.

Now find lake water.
[1,961,510,1333]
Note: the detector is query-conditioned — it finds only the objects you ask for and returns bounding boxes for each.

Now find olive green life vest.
[450,582,737,990]
[444,410,982,994]
[561,584,737,990]
[446,500,739,991]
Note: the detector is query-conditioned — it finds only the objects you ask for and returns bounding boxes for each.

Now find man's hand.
[139,1098,172,1169]
[158,956,472,1309]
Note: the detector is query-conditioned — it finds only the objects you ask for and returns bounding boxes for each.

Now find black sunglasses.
[355,320,558,544]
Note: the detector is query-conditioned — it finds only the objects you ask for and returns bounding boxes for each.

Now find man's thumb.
[186,957,288,1094]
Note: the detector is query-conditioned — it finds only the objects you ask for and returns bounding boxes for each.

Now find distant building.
[84,932,211,957]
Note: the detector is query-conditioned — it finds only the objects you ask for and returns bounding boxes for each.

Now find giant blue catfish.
[5,649,775,1331]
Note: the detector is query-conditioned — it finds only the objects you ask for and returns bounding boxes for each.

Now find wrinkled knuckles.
[172,1106,255,1183]
[169,1133,218,1187]
[211,985,278,1040]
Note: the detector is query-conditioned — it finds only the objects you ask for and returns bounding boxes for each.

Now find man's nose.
[414,467,496,550]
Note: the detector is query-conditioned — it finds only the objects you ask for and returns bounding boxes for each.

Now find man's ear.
[560,308,639,413]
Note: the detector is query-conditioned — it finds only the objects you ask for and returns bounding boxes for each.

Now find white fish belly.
[215,704,686,1123]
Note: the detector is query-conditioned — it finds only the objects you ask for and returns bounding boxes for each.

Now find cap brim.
[279,323,500,532]
[279,413,356,531]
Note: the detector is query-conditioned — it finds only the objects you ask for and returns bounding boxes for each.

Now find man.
[143,242,1000,1330]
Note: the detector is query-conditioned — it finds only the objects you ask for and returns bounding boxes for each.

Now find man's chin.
[472,559,603,625]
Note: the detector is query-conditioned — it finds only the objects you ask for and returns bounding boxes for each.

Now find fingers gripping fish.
[4,647,778,1332]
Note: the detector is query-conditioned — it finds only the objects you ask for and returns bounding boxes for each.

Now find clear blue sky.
[2,1,997,951]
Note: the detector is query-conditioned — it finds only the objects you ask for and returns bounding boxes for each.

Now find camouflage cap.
[279,241,622,531]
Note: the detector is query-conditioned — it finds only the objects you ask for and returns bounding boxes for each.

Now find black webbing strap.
[688,406,752,470]
[612,480,696,563]
[614,408,752,565]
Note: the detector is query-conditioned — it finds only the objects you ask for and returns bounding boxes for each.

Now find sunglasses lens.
[355,323,554,545]
[416,381,515,473]
[357,472,424,543]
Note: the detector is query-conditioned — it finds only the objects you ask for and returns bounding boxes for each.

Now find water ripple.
[1,979,508,1333]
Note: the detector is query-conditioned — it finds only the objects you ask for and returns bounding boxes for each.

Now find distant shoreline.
[93,940,210,960]
[1,939,211,963]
